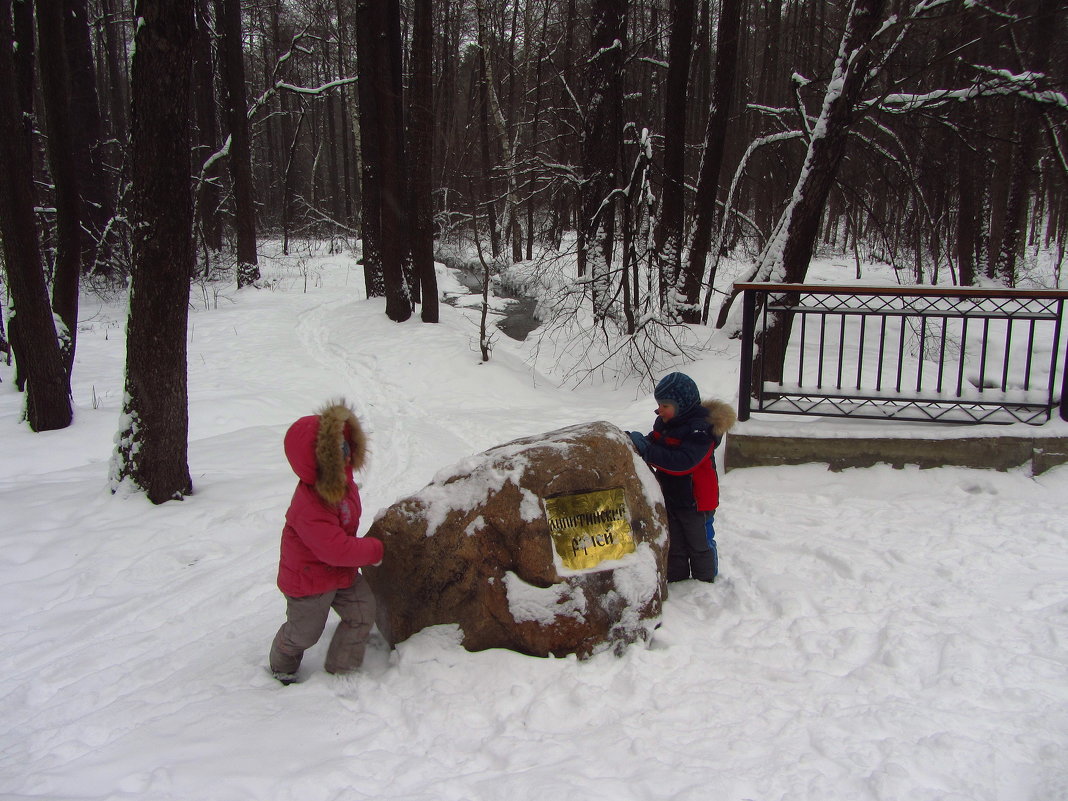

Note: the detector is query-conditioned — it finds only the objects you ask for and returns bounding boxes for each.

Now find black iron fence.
[736,283,1068,425]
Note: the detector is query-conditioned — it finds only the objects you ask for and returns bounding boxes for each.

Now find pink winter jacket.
[276,402,384,597]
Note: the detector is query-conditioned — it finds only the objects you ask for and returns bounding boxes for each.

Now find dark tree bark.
[993,0,1058,286]
[681,0,741,322]
[378,0,412,321]
[955,123,980,287]
[356,0,411,321]
[281,107,306,255]
[579,0,627,319]
[652,0,694,300]
[193,0,223,253]
[36,0,82,372]
[99,0,129,143]
[354,1,384,298]
[112,0,194,503]
[0,0,72,430]
[326,92,343,224]
[217,0,259,287]
[410,0,439,323]
[548,0,577,249]
[12,0,32,115]
[335,0,355,224]
[64,0,114,275]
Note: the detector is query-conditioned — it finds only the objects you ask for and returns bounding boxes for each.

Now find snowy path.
[1,255,1066,801]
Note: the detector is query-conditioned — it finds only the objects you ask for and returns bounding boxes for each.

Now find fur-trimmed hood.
[283,400,367,504]
[702,399,737,437]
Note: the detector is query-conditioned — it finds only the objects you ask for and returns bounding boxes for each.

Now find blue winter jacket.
[640,400,736,511]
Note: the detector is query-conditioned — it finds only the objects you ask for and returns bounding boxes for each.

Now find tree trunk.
[12,0,32,115]
[746,0,888,385]
[680,0,741,323]
[0,0,72,430]
[64,0,113,276]
[477,47,501,259]
[335,1,355,224]
[410,0,438,323]
[580,0,627,319]
[955,127,980,287]
[281,108,307,256]
[383,0,412,319]
[549,0,577,250]
[993,0,1058,286]
[354,0,384,297]
[525,41,542,262]
[358,0,411,321]
[652,0,694,304]
[36,0,82,373]
[193,0,223,253]
[99,0,129,144]
[217,0,259,287]
[326,91,343,225]
[476,1,522,265]
[112,0,194,503]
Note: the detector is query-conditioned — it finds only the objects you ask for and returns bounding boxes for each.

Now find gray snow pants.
[269,575,376,675]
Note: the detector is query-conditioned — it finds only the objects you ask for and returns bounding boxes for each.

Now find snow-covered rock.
[365,421,669,658]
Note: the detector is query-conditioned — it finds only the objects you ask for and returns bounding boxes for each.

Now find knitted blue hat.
[654,372,700,414]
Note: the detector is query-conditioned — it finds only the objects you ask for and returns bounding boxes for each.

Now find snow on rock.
[364,420,669,658]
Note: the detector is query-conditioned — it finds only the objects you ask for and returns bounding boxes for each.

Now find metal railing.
[736,283,1068,425]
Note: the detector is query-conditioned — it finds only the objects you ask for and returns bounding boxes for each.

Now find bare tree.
[679,0,742,322]
[36,0,82,372]
[98,0,130,145]
[0,0,72,431]
[355,0,411,321]
[409,0,439,323]
[579,0,628,320]
[475,0,523,264]
[651,0,694,307]
[992,0,1060,286]
[729,0,889,384]
[354,1,384,297]
[65,0,115,275]
[193,0,223,254]
[111,0,194,503]
[217,0,259,287]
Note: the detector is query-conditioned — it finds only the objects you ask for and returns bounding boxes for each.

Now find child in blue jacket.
[628,372,736,582]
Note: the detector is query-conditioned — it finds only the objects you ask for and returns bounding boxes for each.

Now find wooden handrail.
[732,282,1068,300]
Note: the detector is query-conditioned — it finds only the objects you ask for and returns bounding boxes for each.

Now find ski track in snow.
[1,255,1067,801]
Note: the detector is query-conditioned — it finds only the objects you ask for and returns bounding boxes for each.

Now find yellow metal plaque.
[544,487,636,571]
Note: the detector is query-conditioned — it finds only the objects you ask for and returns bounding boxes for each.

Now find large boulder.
[364,421,669,658]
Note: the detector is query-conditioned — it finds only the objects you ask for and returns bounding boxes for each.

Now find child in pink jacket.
[269,400,384,684]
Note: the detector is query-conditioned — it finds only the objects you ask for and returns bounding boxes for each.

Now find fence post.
[1061,338,1068,423]
[737,288,756,422]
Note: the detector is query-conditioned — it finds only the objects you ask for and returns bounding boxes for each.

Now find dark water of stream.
[445,263,541,342]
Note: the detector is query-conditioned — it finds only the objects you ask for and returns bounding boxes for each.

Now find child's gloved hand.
[627,431,649,459]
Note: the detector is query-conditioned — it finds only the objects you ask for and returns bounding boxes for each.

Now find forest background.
[0,0,1065,503]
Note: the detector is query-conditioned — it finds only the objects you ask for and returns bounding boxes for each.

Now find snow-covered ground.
[1,245,1066,801]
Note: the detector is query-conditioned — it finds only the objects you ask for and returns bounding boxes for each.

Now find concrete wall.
[724,432,1068,475]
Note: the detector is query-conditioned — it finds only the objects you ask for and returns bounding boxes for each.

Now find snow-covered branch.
[198,135,231,177]
[866,69,1068,113]
[274,77,359,97]
[244,27,353,121]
